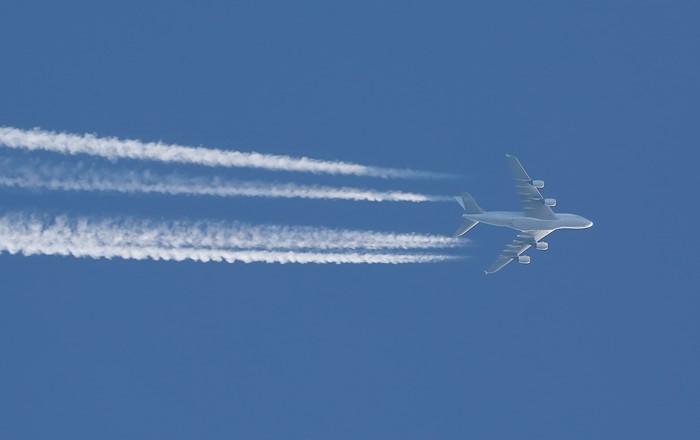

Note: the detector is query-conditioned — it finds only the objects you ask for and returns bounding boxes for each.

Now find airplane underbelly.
[513,218,549,231]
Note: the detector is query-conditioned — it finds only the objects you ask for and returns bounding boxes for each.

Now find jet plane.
[455,155,593,274]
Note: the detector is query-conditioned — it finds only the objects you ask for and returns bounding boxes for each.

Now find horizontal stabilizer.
[454,219,479,237]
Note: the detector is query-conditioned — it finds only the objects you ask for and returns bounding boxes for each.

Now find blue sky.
[0,1,698,438]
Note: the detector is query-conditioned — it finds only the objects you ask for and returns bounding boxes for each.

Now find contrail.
[0,126,456,179]
[0,212,464,264]
[0,212,466,251]
[0,242,456,265]
[0,160,452,203]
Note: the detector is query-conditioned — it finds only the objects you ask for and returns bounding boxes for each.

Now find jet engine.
[517,255,531,264]
[544,198,557,207]
[531,180,545,189]
[536,241,549,251]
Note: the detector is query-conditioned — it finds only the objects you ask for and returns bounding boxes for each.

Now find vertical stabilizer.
[454,192,482,237]
[455,192,484,214]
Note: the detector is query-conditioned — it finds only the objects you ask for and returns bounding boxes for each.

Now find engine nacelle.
[531,180,545,189]
[518,255,531,264]
[536,241,549,251]
[544,198,557,207]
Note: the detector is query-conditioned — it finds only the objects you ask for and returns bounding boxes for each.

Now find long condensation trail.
[0,126,455,179]
[0,212,464,264]
[0,161,453,203]
[0,243,456,265]
[0,212,466,251]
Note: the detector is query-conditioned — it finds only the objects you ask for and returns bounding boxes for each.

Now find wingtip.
[505,153,511,158]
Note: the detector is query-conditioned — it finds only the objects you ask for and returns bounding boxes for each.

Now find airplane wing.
[506,155,557,220]
[485,230,552,274]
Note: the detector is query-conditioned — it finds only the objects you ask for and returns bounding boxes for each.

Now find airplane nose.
[587,220,593,228]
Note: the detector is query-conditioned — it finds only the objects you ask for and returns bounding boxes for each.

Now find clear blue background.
[1,1,698,438]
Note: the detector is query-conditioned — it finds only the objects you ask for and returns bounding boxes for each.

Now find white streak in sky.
[0,213,464,264]
[0,126,455,179]
[0,213,465,251]
[0,161,452,203]
[0,243,454,265]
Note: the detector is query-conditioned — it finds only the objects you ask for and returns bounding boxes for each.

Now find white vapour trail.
[0,126,455,179]
[0,241,454,264]
[0,161,452,203]
[0,213,464,264]
[0,242,454,264]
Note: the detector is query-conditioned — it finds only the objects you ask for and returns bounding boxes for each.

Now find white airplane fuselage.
[463,211,593,232]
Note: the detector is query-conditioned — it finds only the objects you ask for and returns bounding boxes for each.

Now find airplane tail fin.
[453,193,483,237]
[454,192,484,214]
